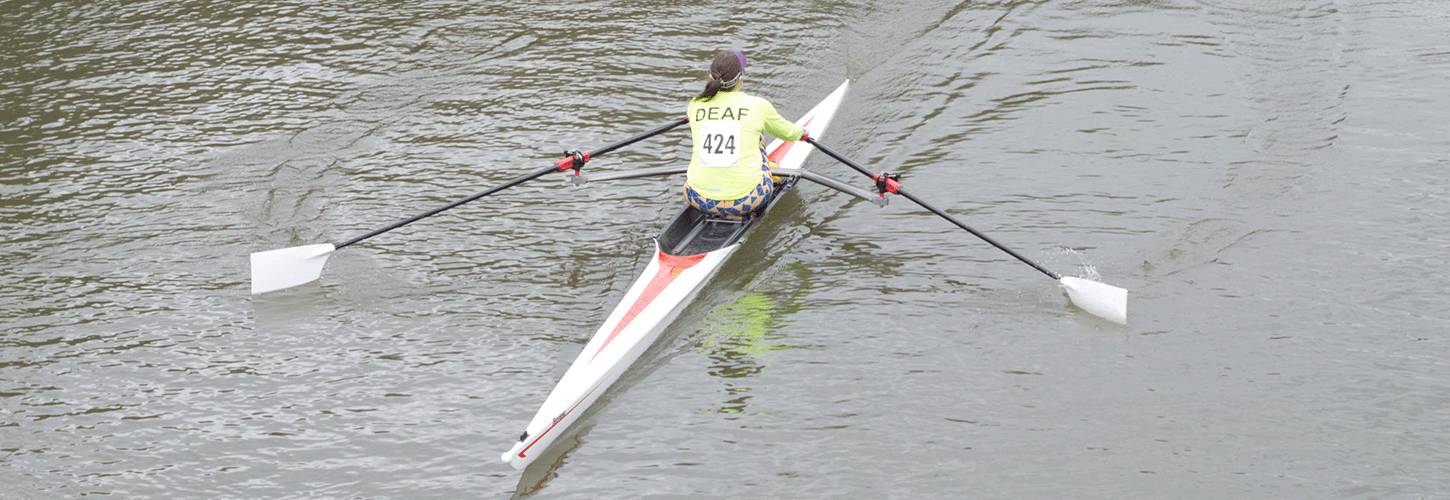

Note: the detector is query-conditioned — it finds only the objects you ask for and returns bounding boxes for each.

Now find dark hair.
[694,50,745,101]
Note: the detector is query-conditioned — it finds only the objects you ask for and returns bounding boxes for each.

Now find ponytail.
[694,50,747,101]
[696,78,725,101]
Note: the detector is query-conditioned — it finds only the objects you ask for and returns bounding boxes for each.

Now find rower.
[684,50,811,220]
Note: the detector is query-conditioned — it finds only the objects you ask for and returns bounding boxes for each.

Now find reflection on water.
[694,263,812,414]
[511,430,586,500]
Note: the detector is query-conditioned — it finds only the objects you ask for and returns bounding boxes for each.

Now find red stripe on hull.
[589,251,706,362]
[767,116,816,164]
[518,251,709,459]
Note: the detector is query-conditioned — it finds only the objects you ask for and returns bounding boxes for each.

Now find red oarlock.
[555,150,591,175]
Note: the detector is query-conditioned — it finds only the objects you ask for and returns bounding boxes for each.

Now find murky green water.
[4,0,1448,498]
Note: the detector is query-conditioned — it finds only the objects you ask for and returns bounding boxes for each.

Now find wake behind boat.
[500,81,851,470]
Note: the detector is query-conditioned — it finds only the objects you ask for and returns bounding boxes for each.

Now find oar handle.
[802,137,1062,281]
[334,117,691,250]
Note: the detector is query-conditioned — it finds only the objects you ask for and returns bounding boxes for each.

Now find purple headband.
[721,51,747,88]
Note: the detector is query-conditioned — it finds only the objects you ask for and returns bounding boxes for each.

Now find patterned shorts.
[683,163,775,219]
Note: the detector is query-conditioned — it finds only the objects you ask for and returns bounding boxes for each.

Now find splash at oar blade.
[1059,276,1127,324]
[250,244,336,294]
[801,136,1130,324]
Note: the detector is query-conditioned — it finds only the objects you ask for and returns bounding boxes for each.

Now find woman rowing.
[685,50,809,219]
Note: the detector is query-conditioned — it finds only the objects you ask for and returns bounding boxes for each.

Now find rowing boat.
[247,76,1129,473]
[499,80,851,470]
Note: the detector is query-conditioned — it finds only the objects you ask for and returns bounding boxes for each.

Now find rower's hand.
[799,127,812,142]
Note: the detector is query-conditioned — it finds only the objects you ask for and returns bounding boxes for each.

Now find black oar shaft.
[336,164,557,249]
[592,117,689,157]
[894,186,1061,280]
[334,117,690,250]
[802,137,1062,281]
[802,136,873,178]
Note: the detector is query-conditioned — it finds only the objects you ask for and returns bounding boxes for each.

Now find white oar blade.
[1059,276,1127,324]
[250,244,336,294]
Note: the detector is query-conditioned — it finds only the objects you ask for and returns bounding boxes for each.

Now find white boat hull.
[501,245,737,468]
[502,80,850,470]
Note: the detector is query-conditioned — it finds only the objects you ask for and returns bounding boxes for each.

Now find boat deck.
[656,176,800,256]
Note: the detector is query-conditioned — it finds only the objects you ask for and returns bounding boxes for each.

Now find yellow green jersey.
[686,90,804,200]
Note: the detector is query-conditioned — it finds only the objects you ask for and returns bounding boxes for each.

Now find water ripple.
[6,0,1450,498]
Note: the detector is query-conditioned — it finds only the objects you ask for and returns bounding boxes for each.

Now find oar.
[801,137,1128,324]
[250,117,690,295]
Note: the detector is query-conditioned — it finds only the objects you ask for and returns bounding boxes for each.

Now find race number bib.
[698,122,743,168]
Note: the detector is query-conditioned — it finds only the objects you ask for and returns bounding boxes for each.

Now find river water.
[3,0,1447,498]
